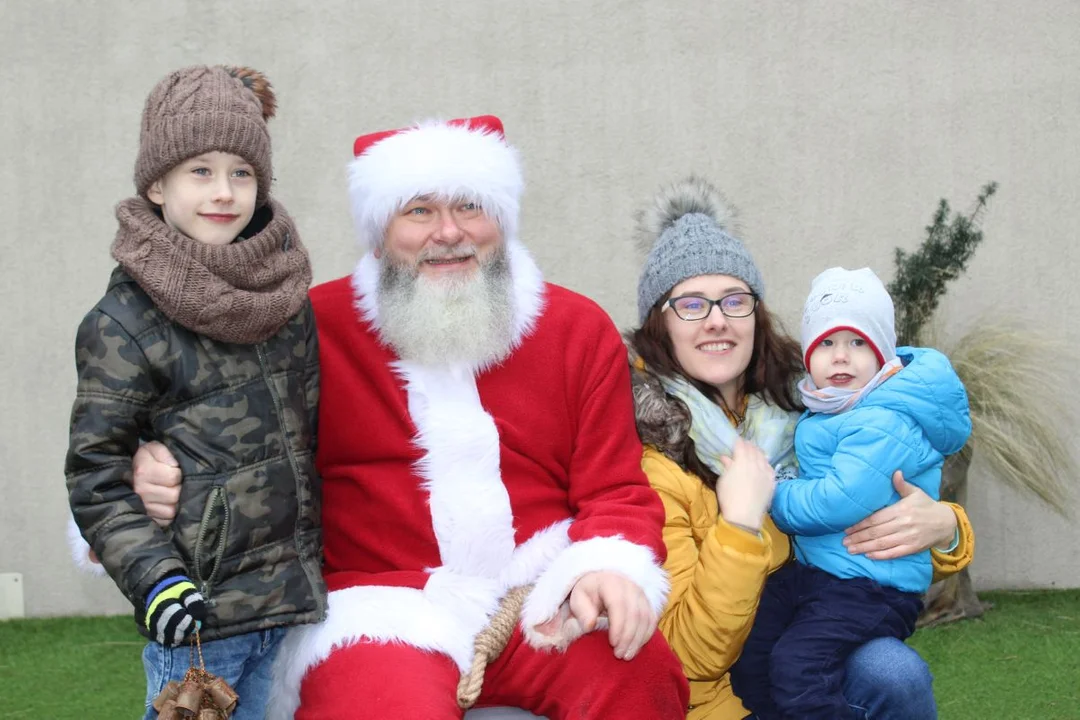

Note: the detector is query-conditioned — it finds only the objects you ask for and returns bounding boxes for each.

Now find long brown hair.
[630,290,804,488]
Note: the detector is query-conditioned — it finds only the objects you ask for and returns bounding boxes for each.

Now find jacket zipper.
[194,486,230,599]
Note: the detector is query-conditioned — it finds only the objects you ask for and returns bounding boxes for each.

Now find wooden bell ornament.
[150,630,240,719]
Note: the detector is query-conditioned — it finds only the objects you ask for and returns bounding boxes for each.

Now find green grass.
[909,590,1080,719]
[0,615,145,719]
[1,590,1077,719]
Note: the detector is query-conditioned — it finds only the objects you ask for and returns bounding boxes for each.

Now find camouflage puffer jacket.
[66,268,326,642]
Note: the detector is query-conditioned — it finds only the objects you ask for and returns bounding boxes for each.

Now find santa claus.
[128,115,689,718]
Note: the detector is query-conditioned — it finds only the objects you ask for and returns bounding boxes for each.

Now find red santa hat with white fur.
[347,115,524,253]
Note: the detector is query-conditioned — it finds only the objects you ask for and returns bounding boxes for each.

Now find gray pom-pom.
[634,176,737,254]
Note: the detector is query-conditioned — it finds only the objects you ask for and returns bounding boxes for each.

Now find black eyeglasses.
[663,292,758,321]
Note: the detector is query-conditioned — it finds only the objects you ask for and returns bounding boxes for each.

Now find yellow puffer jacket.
[644,448,975,720]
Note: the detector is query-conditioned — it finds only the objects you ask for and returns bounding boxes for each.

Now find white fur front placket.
[396,361,517,578]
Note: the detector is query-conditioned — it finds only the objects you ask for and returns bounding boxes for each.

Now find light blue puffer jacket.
[770,346,971,593]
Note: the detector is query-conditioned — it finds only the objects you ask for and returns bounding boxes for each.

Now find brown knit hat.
[135,65,277,207]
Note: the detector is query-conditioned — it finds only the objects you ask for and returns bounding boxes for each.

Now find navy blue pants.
[730,561,923,720]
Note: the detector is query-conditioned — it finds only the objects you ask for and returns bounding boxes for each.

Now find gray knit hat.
[135,65,276,207]
[636,176,764,323]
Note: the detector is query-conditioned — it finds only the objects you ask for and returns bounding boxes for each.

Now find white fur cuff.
[519,536,669,651]
[67,514,106,576]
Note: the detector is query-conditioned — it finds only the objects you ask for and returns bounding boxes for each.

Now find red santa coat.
[270,243,668,717]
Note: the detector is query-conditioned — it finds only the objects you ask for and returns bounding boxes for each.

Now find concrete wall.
[2,0,1077,617]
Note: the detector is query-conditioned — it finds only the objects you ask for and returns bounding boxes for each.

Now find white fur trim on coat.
[398,360,517,576]
[67,514,106,576]
[268,583,481,720]
[520,536,670,652]
[268,521,573,720]
[348,119,523,252]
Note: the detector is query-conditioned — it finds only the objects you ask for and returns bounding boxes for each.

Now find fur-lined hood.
[626,338,692,463]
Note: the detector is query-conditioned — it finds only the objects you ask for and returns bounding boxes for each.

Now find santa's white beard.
[376,245,516,368]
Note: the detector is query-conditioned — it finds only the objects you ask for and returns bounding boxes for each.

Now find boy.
[65,65,325,720]
[730,266,971,720]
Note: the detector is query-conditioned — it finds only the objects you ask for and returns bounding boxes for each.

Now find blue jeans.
[843,637,937,719]
[142,627,286,720]
[747,637,936,720]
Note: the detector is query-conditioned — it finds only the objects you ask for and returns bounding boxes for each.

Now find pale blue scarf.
[658,374,801,479]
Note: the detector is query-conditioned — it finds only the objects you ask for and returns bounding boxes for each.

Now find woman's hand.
[132,441,182,527]
[843,471,958,559]
[716,438,776,532]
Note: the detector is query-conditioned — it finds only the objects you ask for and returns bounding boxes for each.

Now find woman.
[628,177,973,720]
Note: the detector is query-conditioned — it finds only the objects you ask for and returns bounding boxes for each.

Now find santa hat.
[348,115,523,252]
[800,267,898,369]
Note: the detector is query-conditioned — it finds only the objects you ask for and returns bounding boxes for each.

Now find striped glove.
[144,574,207,646]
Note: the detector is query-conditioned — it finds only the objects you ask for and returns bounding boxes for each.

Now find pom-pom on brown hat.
[134,65,277,207]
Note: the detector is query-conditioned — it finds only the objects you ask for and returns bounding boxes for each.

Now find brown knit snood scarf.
[111,197,312,344]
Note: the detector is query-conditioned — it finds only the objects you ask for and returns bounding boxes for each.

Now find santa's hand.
[132,441,181,527]
[569,571,657,661]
